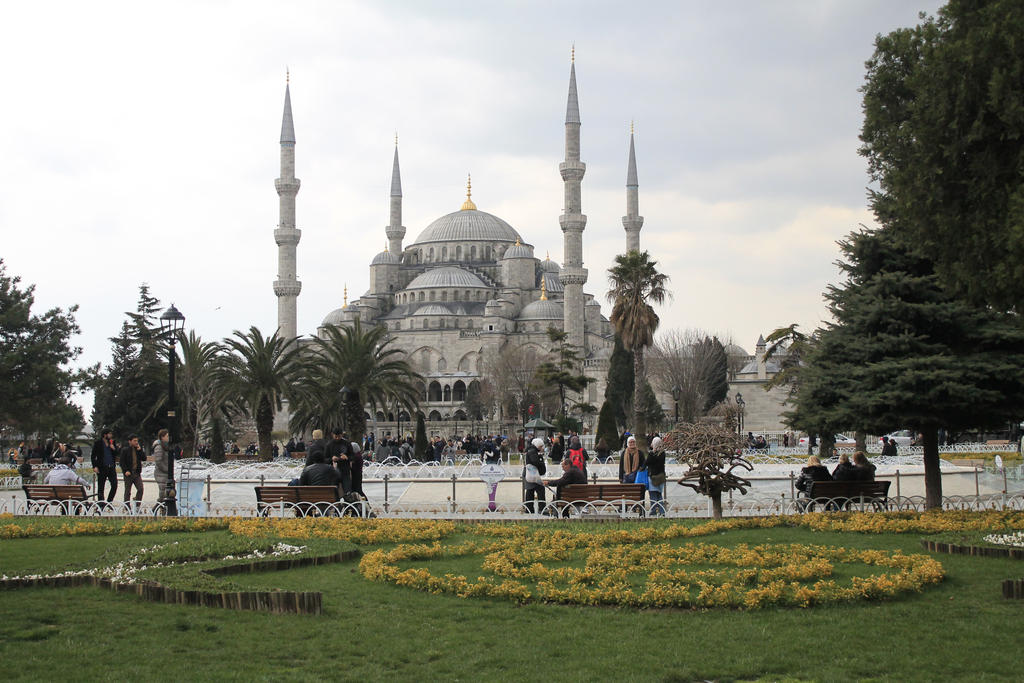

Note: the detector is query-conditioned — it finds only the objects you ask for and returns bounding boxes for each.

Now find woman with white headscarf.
[618,435,644,484]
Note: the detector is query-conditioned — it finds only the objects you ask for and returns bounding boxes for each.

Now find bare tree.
[651,329,729,424]
[484,343,546,426]
[664,421,751,519]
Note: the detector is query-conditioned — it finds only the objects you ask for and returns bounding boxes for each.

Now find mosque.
[270,55,645,432]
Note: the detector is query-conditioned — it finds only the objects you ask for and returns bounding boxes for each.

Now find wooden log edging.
[919,539,1024,560]
[1002,579,1024,599]
[0,550,360,615]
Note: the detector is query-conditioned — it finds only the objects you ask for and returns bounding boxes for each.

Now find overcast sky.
[1,0,944,419]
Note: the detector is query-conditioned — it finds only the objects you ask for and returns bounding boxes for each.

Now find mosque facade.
[272,57,648,432]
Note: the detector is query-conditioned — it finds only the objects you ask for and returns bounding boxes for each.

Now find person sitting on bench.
[544,458,587,514]
[299,460,341,488]
[44,456,88,486]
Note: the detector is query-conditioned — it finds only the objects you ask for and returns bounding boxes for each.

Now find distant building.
[728,334,791,432]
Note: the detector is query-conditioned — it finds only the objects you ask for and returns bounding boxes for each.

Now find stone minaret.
[273,74,302,341]
[622,123,644,252]
[386,135,406,255]
[559,48,588,352]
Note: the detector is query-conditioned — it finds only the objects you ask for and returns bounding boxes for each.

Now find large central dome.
[413,209,522,245]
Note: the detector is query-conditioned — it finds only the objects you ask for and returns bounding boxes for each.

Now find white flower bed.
[982,531,1024,548]
[1,542,307,583]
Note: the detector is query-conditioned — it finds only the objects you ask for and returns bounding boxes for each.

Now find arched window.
[442,246,448,260]
[471,245,477,261]
[453,290,460,301]
[453,380,466,402]
[398,411,410,422]
[429,410,442,422]
[456,245,462,260]
[443,385,452,402]
[441,291,448,301]
[375,411,386,422]
[428,381,443,402]
[423,319,428,329]
[428,247,434,262]
[418,291,425,302]
[454,409,467,421]
[485,246,491,260]
[465,290,471,300]
[438,358,447,372]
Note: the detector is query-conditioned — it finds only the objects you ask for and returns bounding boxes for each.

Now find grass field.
[1,514,1022,682]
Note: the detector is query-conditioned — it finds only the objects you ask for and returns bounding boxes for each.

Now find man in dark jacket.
[325,428,352,493]
[299,461,341,488]
[545,458,587,513]
[91,429,118,503]
[305,429,328,466]
[119,435,146,507]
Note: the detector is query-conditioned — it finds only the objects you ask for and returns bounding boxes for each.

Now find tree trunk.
[257,395,274,462]
[921,424,942,509]
[710,491,723,519]
[818,435,836,459]
[854,431,867,452]
[632,347,647,452]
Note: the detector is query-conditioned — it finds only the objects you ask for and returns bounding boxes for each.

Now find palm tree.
[289,320,423,443]
[175,330,222,457]
[216,327,301,461]
[607,250,671,446]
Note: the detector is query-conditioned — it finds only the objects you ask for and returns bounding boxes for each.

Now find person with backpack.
[523,437,547,514]
[566,436,588,478]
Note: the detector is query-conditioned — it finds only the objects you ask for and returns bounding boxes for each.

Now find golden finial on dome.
[394,131,398,146]
[343,284,348,308]
[630,120,634,135]
[286,66,290,84]
[540,278,548,301]
[515,236,521,246]
[460,173,477,211]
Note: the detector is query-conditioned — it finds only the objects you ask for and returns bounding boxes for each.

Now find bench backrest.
[23,484,88,501]
[255,486,339,505]
[807,480,891,498]
[560,483,647,502]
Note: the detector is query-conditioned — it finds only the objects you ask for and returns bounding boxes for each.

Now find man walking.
[91,429,118,504]
[119,435,146,510]
[326,428,352,493]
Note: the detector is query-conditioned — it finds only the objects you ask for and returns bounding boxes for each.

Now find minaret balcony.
[559,268,588,286]
[273,280,302,297]
[558,161,586,181]
[274,228,302,246]
[558,214,588,232]
[275,178,301,194]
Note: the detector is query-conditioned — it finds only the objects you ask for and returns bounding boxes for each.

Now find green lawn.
[1,516,1022,682]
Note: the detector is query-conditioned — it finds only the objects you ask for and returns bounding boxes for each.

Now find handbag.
[650,472,667,488]
[524,464,543,484]
[634,469,650,487]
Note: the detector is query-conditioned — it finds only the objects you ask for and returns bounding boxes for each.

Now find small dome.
[321,308,346,327]
[725,343,749,357]
[518,298,563,321]
[406,266,489,289]
[412,304,451,316]
[412,209,522,245]
[503,242,534,259]
[540,258,560,273]
[541,271,564,294]
[585,298,600,307]
[371,250,399,265]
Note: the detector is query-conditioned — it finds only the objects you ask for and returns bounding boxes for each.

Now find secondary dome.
[503,240,534,259]
[321,308,346,327]
[540,257,561,273]
[371,250,399,265]
[518,298,563,321]
[406,266,489,289]
[413,210,522,245]
[412,304,451,316]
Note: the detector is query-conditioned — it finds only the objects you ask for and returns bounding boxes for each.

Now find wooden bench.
[557,483,648,516]
[255,485,342,517]
[22,484,97,515]
[804,480,891,511]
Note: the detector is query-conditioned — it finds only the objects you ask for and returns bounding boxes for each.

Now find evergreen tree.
[639,381,665,430]
[536,326,591,423]
[696,336,729,413]
[414,413,429,460]
[595,400,620,451]
[0,259,91,440]
[860,0,1024,312]
[604,335,634,430]
[209,416,226,464]
[792,227,1024,508]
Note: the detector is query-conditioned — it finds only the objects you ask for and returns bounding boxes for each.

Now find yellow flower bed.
[359,528,945,609]
[0,515,228,539]
[229,518,457,545]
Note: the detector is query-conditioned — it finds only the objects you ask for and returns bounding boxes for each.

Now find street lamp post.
[671,385,681,426]
[735,392,745,437]
[159,304,185,516]
[396,399,403,442]
[339,386,352,436]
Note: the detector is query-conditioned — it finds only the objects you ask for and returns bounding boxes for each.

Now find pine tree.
[792,227,1024,508]
[414,413,429,460]
[697,336,729,413]
[604,335,634,431]
[595,400,620,451]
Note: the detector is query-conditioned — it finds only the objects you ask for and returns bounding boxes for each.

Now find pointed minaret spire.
[273,74,302,343]
[622,122,644,252]
[280,72,296,145]
[559,49,588,353]
[386,136,406,254]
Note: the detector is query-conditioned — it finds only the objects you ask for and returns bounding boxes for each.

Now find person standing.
[305,429,328,466]
[152,429,176,514]
[549,434,564,464]
[566,436,588,478]
[326,428,352,493]
[119,435,146,508]
[523,437,547,514]
[618,436,644,484]
[646,437,667,516]
[91,429,119,504]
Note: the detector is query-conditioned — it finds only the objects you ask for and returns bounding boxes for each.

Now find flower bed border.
[0,549,359,614]
[919,539,1024,560]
